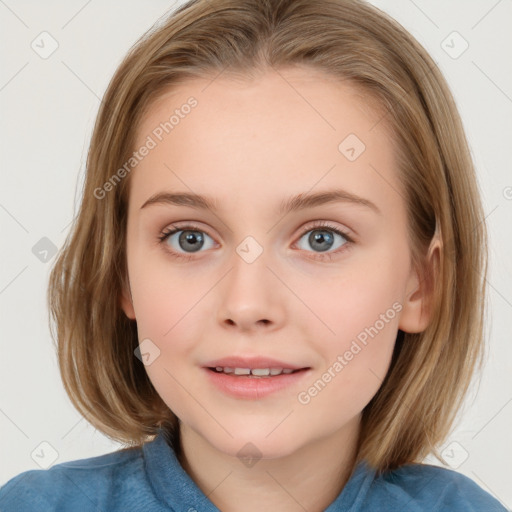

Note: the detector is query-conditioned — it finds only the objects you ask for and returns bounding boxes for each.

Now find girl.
[0,0,507,510]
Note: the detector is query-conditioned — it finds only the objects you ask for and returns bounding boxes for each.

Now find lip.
[202,356,307,370]
[202,356,311,400]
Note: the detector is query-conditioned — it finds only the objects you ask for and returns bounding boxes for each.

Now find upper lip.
[203,356,309,370]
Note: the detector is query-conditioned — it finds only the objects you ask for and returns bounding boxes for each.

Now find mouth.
[201,356,311,398]
[202,359,312,399]
[207,366,308,377]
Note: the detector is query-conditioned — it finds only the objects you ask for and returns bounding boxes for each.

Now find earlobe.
[398,237,441,334]
[120,279,136,320]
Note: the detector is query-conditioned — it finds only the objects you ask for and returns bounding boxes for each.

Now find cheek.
[128,251,215,382]
[128,245,204,339]
[296,305,398,427]
[292,256,403,411]
[129,262,207,418]
[295,253,404,350]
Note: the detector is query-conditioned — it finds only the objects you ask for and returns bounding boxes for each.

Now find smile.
[209,367,300,377]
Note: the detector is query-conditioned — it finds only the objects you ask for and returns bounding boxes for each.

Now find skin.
[120,66,438,512]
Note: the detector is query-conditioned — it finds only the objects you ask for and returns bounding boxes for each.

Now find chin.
[206,427,302,462]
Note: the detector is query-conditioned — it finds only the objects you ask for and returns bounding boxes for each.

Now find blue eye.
[296,224,351,255]
[158,225,216,260]
[158,221,353,262]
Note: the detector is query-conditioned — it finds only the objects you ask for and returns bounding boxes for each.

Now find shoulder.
[0,446,144,511]
[369,462,507,511]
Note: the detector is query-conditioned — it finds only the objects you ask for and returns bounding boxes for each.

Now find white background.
[1,0,511,508]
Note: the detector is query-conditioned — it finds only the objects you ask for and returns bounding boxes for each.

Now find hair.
[47,0,488,474]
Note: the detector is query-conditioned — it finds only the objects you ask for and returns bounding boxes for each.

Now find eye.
[158,223,216,261]
[157,221,354,262]
[294,221,353,261]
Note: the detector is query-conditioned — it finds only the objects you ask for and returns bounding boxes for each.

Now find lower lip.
[203,368,311,399]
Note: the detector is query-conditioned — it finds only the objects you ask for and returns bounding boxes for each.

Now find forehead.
[136,66,386,143]
[129,67,399,214]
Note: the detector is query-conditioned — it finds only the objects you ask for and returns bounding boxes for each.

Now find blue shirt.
[0,428,506,511]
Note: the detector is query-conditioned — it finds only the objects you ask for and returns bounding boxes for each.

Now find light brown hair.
[47,0,488,473]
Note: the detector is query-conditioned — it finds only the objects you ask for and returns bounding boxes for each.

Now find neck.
[176,415,361,512]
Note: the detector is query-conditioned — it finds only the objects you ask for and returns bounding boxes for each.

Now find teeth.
[252,368,270,376]
[213,367,298,376]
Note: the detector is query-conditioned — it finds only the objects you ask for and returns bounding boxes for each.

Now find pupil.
[179,231,204,252]
[310,230,333,252]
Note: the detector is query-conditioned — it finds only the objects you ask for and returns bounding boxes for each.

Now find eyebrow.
[140,189,381,216]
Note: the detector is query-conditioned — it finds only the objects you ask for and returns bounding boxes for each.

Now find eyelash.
[157,221,354,262]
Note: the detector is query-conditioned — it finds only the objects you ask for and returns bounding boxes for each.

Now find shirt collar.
[143,427,376,512]
[143,427,220,511]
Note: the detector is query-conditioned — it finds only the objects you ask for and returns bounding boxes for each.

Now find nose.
[216,240,286,333]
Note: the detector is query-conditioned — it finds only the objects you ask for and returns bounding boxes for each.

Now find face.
[121,66,429,459]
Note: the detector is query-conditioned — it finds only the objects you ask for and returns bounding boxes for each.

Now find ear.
[119,277,136,320]
[398,235,441,334]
